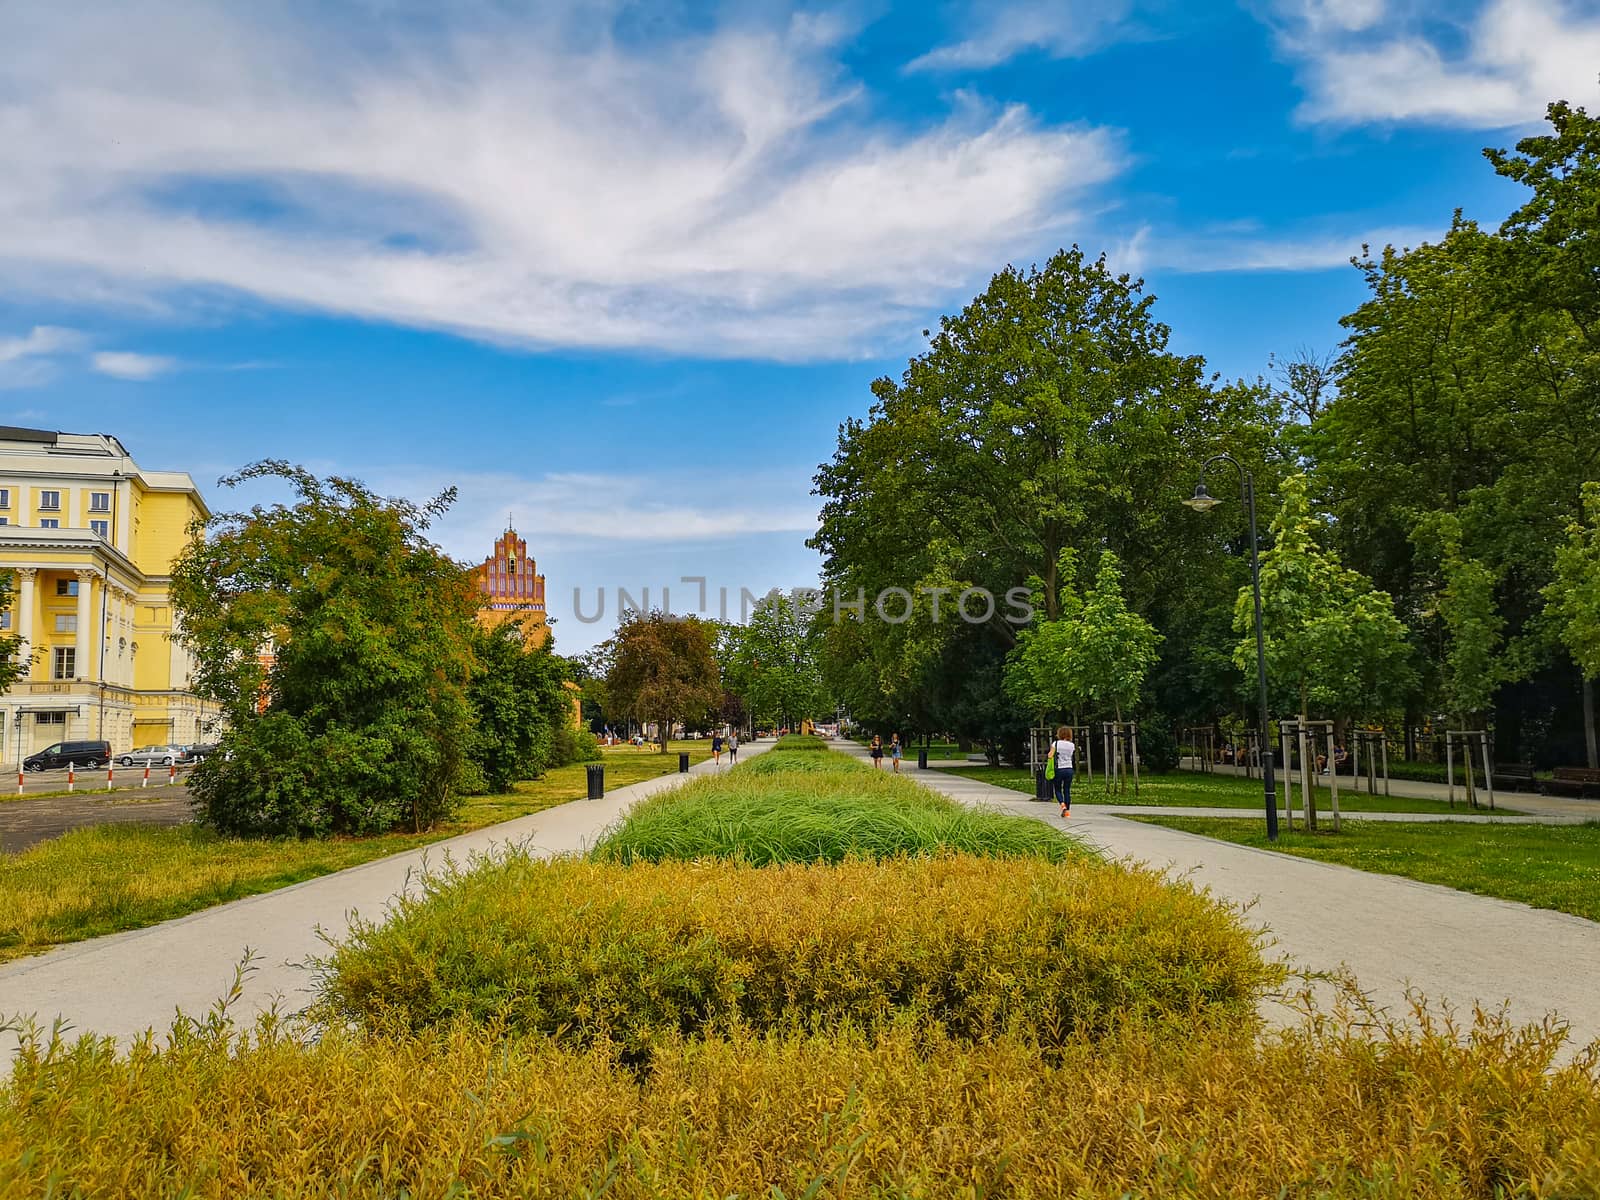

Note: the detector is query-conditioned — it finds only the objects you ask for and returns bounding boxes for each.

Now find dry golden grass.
[2,995,1596,1198]
[317,852,1274,1053]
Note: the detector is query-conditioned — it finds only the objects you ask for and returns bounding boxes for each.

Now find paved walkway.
[879,751,1600,1052]
[0,787,193,854]
[0,743,773,1072]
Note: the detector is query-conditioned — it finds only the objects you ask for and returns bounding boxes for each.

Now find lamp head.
[1183,481,1222,512]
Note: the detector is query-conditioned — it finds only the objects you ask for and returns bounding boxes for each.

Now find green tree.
[1545,482,1600,767]
[1075,551,1163,723]
[606,611,721,750]
[1236,474,1410,722]
[1413,512,1507,728]
[170,462,478,837]
[725,592,829,733]
[466,623,571,793]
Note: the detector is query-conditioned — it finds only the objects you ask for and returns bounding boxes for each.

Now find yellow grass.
[2,996,1596,1197]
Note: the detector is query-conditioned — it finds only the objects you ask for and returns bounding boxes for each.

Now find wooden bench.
[1492,762,1538,792]
[1544,766,1600,798]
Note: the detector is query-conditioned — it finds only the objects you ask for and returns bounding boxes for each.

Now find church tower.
[472,525,549,644]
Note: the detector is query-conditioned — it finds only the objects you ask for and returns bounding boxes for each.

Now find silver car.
[117,745,184,767]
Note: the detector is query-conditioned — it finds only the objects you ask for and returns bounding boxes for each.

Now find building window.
[0,611,9,630]
[38,490,60,511]
[56,579,79,597]
[39,519,59,529]
[36,711,65,726]
[54,614,78,633]
[0,518,8,526]
[90,520,109,539]
[89,491,111,512]
[0,488,8,508]
[52,647,75,679]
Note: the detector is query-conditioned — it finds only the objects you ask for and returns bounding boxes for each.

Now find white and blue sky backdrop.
[2,0,1597,651]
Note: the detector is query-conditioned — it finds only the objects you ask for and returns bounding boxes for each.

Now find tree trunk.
[1585,676,1598,770]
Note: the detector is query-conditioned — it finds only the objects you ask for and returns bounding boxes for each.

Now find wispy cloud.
[1271,0,1600,127]
[906,0,1135,72]
[91,350,177,380]
[0,4,1125,362]
[1113,220,1441,274]
[0,325,87,388]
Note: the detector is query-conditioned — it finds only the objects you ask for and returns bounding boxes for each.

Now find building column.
[75,570,96,680]
[15,567,36,678]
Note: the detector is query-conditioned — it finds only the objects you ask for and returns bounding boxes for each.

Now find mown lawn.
[0,741,713,962]
[939,765,1521,814]
[1133,815,1600,923]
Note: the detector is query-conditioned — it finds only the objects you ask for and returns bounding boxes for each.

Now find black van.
[23,740,113,771]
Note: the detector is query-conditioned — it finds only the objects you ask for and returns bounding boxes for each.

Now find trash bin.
[586,763,605,800]
[678,752,690,773]
[1034,768,1050,800]
[917,747,928,770]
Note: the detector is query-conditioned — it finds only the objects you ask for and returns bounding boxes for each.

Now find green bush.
[776,733,830,750]
[592,754,1080,865]
[1137,716,1180,773]
[317,853,1274,1051]
[552,724,601,766]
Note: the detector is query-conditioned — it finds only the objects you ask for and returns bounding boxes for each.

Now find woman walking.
[712,731,724,766]
[889,734,902,773]
[1051,725,1075,818]
[870,735,883,768]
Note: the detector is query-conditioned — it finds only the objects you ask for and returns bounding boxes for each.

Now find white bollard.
[142,763,150,789]
[67,762,76,793]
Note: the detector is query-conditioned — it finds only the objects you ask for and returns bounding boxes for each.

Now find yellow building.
[0,427,221,761]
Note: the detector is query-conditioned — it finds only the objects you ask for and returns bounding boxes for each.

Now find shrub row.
[316,852,1274,1052]
[592,751,1079,865]
[775,733,830,750]
[5,1006,1597,1198]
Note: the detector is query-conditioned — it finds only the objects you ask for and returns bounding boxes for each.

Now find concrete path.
[0,742,773,1072]
[864,750,1600,1052]
[0,787,192,854]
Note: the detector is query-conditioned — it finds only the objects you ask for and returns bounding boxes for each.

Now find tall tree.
[723,593,828,733]
[1545,482,1600,767]
[170,461,478,837]
[606,611,721,750]
[1235,474,1410,722]
[0,572,25,693]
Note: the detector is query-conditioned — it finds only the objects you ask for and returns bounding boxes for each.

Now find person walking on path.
[870,735,883,768]
[889,734,902,773]
[712,731,724,765]
[727,731,740,762]
[1051,725,1076,818]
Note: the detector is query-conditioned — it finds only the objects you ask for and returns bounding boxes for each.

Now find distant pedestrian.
[889,734,902,773]
[712,732,724,765]
[1051,725,1075,818]
[728,731,739,762]
[870,735,883,768]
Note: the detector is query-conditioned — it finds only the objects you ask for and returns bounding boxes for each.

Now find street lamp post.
[1184,454,1279,842]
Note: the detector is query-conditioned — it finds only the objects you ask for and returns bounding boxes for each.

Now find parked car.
[23,740,113,771]
[117,745,184,767]
[180,742,219,763]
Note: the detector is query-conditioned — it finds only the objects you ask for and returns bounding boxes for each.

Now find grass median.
[0,741,712,962]
[1132,815,1600,923]
[941,764,1522,814]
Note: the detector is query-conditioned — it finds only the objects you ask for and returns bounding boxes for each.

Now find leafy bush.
[1136,715,1181,772]
[552,724,600,766]
[317,853,1273,1051]
[592,755,1079,865]
[6,1003,1598,1198]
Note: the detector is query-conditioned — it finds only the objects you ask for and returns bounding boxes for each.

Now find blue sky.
[2,0,1597,652]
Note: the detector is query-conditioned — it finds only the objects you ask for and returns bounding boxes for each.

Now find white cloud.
[0,325,86,388]
[1277,0,1600,126]
[1112,220,1441,273]
[91,350,177,380]
[0,3,1125,361]
[907,0,1135,72]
